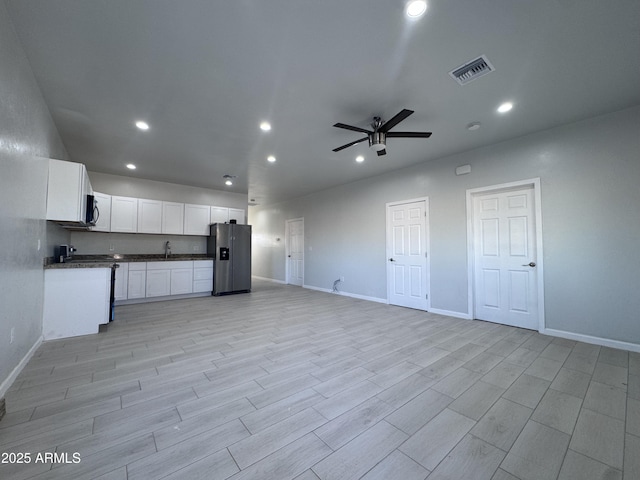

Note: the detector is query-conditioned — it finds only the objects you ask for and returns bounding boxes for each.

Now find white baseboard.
[542,328,640,353]
[428,308,473,320]
[0,335,43,398]
[252,276,286,284]
[115,291,211,306]
[303,284,387,304]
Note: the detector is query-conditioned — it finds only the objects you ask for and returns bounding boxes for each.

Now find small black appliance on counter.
[54,245,76,263]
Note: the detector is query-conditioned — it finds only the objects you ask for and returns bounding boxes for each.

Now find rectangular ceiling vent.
[449,55,494,85]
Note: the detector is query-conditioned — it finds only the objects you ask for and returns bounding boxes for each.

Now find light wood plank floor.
[1,279,638,479]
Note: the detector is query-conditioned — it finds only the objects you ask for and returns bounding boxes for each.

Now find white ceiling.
[6,0,640,205]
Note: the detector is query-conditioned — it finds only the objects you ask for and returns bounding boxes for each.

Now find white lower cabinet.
[147,260,194,297]
[43,268,111,340]
[193,260,213,293]
[146,267,171,297]
[114,262,129,301]
[116,260,211,303]
[171,268,193,295]
[127,263,147,299]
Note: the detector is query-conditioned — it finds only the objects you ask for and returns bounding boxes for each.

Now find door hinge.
[425,294,428,299]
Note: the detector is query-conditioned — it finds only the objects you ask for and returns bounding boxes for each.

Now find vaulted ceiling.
[6,0,640,205]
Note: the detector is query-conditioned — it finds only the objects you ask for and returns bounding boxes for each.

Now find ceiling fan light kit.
[332,109,432,156]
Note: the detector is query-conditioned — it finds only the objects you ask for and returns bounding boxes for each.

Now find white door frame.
[386,196,431,311]
[285,217,304,286]
[466,178,545,331]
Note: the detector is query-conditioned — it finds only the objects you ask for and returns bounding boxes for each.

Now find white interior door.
[472,186,538,329]
[386,199,429,310]
[286,218,304,286]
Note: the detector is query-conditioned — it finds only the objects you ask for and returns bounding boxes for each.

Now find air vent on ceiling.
[449,55,494,85]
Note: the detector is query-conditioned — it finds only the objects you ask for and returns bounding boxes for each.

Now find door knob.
[389,258,395,262]
[522,262,536,267]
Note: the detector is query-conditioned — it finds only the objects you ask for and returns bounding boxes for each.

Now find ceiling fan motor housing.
[369,131,386,151]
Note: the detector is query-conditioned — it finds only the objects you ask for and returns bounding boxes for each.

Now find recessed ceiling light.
[497,102,513,113]
[467,122,481,131]
[259,121,271,132]
[406,0,427,18]
[267,155,276,163]
[355,155,365,163]
[223,174,236,186]
[135,121,149,131]
[126,163,136,170]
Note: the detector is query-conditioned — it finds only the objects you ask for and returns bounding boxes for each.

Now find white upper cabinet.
[162,202,184,235]
[46,159,93,223]
[210,206,229,224]
[184,203,211,236]
[111,196,138,233]
[228,208,246,225]
[92,192,111,232]
[137,198,162,234]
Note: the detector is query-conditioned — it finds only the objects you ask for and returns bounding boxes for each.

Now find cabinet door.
[228,208,246,225]
[146,269,171,297]
[114,263,129,300]
[184,204,211,236]
[171,268,193,295]
[162,202,184,234]
[43,269,109,340]
[210,206,229,224]
[137,198,163,234]
[127,269,146,299]
[92,192,111,232]
[46,159,85,222]
[193,260,213,293]
[111,196,138,233]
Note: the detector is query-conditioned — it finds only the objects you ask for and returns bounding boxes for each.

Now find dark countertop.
[44,254,214,269]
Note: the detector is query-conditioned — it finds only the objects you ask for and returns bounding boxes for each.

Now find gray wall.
[0,0,70,395]
[70,172,248,255]
[250,105,640,346]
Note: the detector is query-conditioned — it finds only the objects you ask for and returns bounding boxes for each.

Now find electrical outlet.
[193,245,199,252]
[10,327,15,344]
[109,244,115,251]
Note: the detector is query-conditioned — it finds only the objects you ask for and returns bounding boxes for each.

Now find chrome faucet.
[164,241,171,259]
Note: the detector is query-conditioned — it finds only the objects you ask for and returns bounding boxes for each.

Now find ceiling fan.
[332,109,432,156]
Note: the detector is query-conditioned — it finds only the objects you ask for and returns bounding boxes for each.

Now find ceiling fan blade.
[332,136,369,152]
[377,148,387,156]
[386,131,432,138]
[379,109,414,132]
[333,123,372,134]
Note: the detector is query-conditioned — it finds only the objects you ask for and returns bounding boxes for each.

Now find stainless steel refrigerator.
[207,223,252,295]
